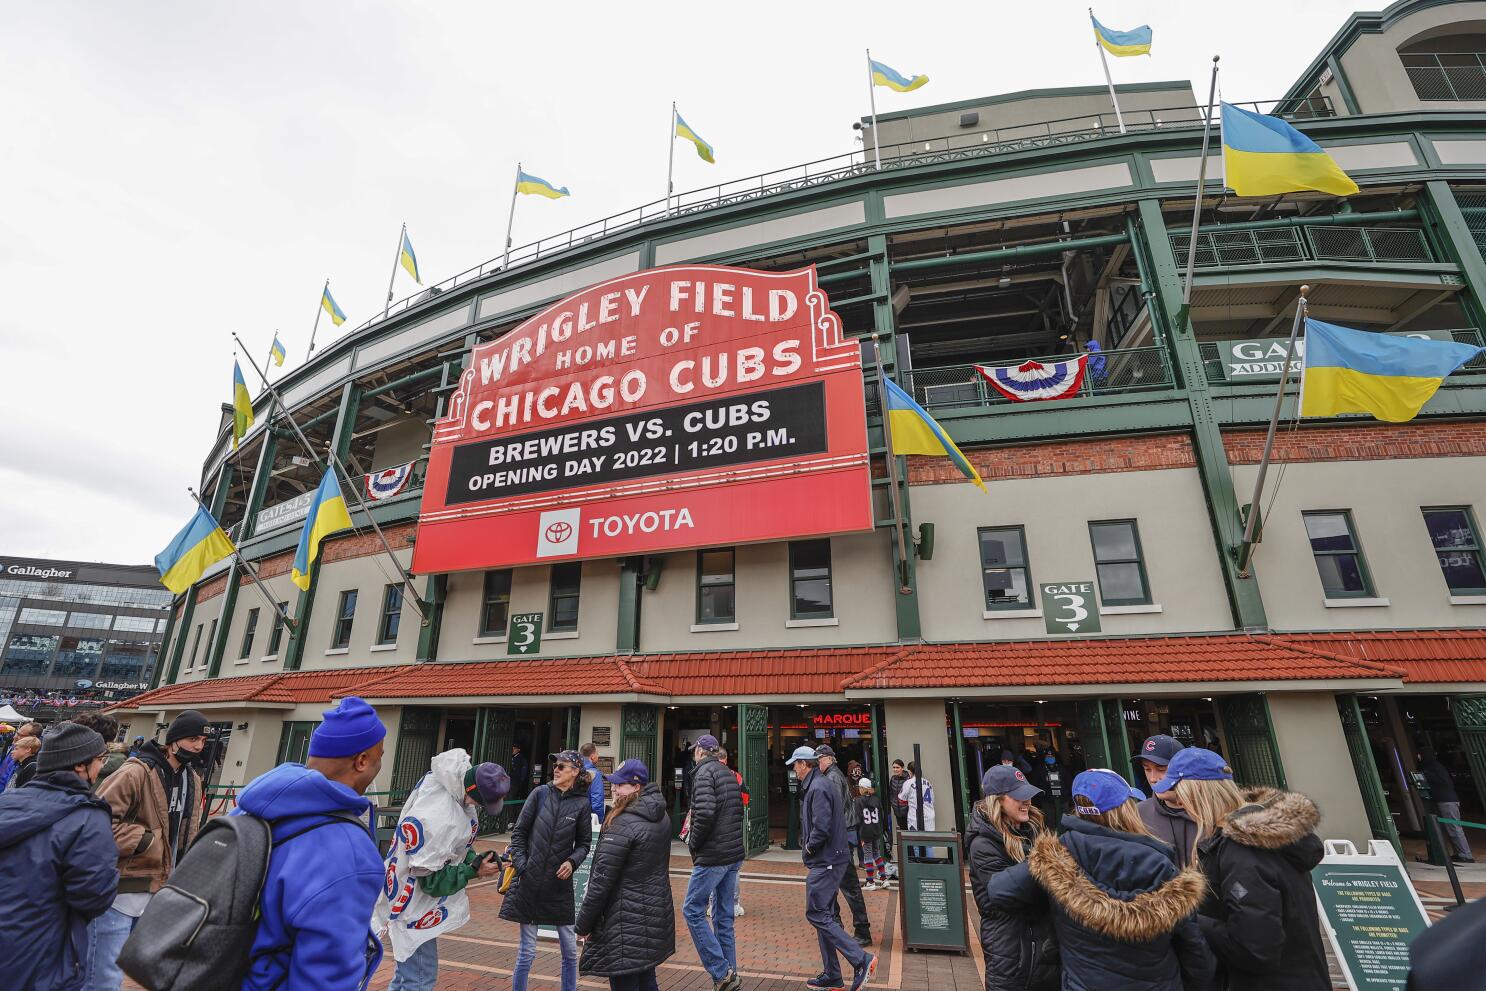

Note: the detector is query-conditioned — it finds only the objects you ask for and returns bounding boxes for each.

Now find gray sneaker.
[716,970,743,991]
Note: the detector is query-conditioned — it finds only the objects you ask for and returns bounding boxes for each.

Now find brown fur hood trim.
[1222,788,1321,850]
[1027,833,1207,942]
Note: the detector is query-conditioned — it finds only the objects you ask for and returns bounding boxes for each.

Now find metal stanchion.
[1427,813,1466,909]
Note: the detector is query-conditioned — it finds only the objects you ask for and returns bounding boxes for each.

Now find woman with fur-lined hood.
[983,769,1214,991]
[1157,748,1329,991]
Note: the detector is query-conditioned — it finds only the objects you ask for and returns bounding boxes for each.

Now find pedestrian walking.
[1133,735,1199,870]
[88,709,208,990]
[1160,747,1329,991]
[235,696,388,990]
[713,750,748,919]
[854,780,888,889]
[789,745,878,991]
[1420,747,1474,863]
[0,734,40,792]
[581,742,606,820]
[501,748,594,991]
[70,712,127,784]
[0,721,118,991]
[816,744,872,946]
[983,769,1213,991]
[577,760,676,991]
[967,766,1059,991]
[381,753,510,991]
[682,734,745,991]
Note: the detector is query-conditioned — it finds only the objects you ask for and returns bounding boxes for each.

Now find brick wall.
[321,522,417,565]
[244,550,296,581]
[1224,422,1486,464]
[197,573,229,602]
[908,433,1196,484]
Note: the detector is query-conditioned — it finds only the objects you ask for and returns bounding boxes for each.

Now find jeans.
[512,923,577,991]
[683,861,742,980]
[85,906,137,991]
[387,938,438,991]
[806,864,868,982]
[609,969,661,991]
[1439,801,1474,859]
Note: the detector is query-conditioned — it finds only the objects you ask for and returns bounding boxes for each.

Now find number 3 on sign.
[507,613,544,655]
[1039,582,1101,635]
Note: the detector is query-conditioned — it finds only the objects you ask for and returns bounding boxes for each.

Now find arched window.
[1399,30,1486,100]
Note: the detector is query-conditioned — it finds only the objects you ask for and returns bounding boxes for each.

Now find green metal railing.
[1402,53,1486,101]
[1201,329,1486,385]
[1171,226,1434,269]
[907,346,1174,411]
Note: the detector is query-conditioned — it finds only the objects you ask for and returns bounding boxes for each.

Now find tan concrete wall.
[1267,693,1371,848]
[220,570,299,675]
[437,560,619,661]
[883,699,953,824]
[1339,3,1486,114]
[302,550,419,670]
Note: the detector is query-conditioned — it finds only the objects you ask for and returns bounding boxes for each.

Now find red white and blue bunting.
[366,462,415,501]
[975,354,1088,402]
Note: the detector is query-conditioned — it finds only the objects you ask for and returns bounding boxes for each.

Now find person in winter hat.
[0,722,117,991]
[1132,735,1200,870]
[983,768,1213,991]
[577,760,676,991]
[380,754,509,991]
[1161,747,1329,991]
[967,765,1059,991]
[235,697,387,991]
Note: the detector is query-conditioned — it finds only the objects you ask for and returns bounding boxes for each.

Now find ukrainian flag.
[232,361,254,450]
[674,112,715,164]
[290,468,355,590]
[516,170,571,199]
[155,505,235,594]
[400,230,421,284]
[1221,103,1359,197]
[269,334,287,368]
[322,285,347,326]
[1091,14,1152,57]
[870,59,929,93]
[883,377,986,491]
[1300,319,1485,423]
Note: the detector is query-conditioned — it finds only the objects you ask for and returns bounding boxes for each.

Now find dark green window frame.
[276,720,316,765]
[978,526,1034,610]
[1089,520,1152,606]
[1422,506,1486,596]
[1303,510,1374,598]
[549,562,581,632]
[266,602,288,657]
[332,590,357,649]
[481,570,513,636]
[789,539,834,619]
[188,624,203,669]
[239,608,259,659]
[696,548,737,624]
[377,584,403,645]
[205,619,218,666]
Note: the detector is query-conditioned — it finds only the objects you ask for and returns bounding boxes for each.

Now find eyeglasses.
[553,762,574,772]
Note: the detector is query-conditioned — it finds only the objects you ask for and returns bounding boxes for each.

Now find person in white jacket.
[897,762,935,831]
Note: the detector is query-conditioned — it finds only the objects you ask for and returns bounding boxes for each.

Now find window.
[789,539,833,619]
[52,637,104,679]
[239,608,259,659]
[113,615,157,633]
[1089,520,1151,606]
[549,563,581,632]
[332,590,357,649]
[187,624,203,670]
[378,585,403,645]
[266,602,289,656]
[205,619,218,666]
[68,612,114,630]
[1303,511,1373,598]
[100,640,149,681]
[979,527,1032,609]
[481,570,513,636]
[1400,50,1486,101]
[697,549,736,623]
[1423,507,1486,595]
[1,634,59,677]
[17,607,67,626]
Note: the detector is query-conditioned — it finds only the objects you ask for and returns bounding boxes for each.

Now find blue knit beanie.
[309,696,386,758]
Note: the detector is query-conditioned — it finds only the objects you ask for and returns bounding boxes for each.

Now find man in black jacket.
[816,744,872,946]
[682,734,744,991]
[1421,747,1474,863]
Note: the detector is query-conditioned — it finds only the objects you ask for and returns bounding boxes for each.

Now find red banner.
[412,264,873,572]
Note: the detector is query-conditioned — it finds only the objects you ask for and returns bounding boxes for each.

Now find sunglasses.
[553,762,574,771]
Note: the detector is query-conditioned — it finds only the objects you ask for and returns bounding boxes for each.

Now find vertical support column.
[1102,699,1134,775]
[616,557,643,653]
[241,421,280,541]
[951,701,969,829]
[1422,181,1486,332]
[163,594,197,686]
[149,600,180,690]
[1076,700,1111,769]
[415,574,447,662]
[194,461,236,680]
[1134,198,1267,629]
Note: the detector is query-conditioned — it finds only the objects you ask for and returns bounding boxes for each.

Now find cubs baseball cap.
[1071,769,1137,815]
[1138,734,1185,767]
[605,758,650,786]
[694,734,720,751]
[1153,747,1234,794]
[982,764,1043,802]
[784,745,819,764]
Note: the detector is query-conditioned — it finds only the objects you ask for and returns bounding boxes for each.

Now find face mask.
[173,746,203,766]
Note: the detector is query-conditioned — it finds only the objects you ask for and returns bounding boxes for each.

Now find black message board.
[1312,851,1430,990]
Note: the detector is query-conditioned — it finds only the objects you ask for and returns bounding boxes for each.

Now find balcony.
[1170,226,1434,269]
[906,346,1175,412]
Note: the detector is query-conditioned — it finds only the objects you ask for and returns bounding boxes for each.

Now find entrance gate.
[1216,695,1286,789]
[390,707,440,804]
[473,706,516,832]
[737,703,770,856]
[1337,695,1403,855]
[1452,695,1486,803]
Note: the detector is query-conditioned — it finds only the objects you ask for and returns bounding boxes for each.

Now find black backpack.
[117,810,365,990]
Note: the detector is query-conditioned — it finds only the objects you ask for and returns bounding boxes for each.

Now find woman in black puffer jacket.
[577,761,676,991]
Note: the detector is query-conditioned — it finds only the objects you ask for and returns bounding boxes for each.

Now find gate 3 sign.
[413,264,873,571]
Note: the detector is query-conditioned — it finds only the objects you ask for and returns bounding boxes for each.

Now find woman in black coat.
[577,761,676,991]
[502,750,594,991]
[966,766,1059,991]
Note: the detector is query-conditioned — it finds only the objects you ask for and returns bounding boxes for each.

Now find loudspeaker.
[644,557,664,591]
[917,522,936,561]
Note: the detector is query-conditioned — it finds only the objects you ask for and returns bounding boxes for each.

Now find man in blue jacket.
[235,696,387,991]
[580,741,605,819]
[0,721,118,991]
[788,745,877,991]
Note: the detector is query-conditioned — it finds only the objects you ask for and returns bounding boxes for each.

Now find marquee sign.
[412,265,873,572]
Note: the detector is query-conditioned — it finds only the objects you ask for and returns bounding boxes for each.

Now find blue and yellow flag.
[290,469,355,590]
[870,59,929,93]
[674,111,715,164]
[322,285,347,326]
[1091,14,1152,57]
[155,505,235,594]
[516,169,570,199]
[399,230,421,284]
[1221,103,1359,197]
[1301,320,1484,423]
[883,377,985,491]
[232,361,254,450]
[269,334,287,368]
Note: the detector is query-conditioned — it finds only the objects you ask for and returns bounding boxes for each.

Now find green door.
[1450,695,1486,811]
[1337,694,1403,856]
[1216,695,1286,789]
[1076,700,1111,769]
[275,721,315,765]
[473,706,516,833]
[1102,699,1134,776]
[390,707,441,804]
[737,703,771,856]
[620,704,659,770]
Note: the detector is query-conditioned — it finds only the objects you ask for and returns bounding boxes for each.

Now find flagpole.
[1182,56,1221,307]
[666,102,677,218]
[384,222,405,319]
[1235,287,1309,576]
[1092,9,1127,134]
[503,163,521,269]
[231,332,430,624]
[306,278,328,359]
[870,334,912,594]
[865,49,883,172]
[186,486,297,635]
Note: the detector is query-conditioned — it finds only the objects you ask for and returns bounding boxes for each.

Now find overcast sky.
[1,0,1364,565]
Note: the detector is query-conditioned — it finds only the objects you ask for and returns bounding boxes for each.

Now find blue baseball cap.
[1137,734,1185,767]
[982,764,1042,801]
[1153,747,1233,794]
[604,758,649,786]
[1071,769,1137,815]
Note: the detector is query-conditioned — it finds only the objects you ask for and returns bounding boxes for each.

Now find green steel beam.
[891,232,1129,273]
[204,561,240,678]
[240,413,280,541]
[1188,208,1418,234]
[149,597,181,691]
[1422,181,1486,332]
[415,573,447,662]
[1327,55,1362,116]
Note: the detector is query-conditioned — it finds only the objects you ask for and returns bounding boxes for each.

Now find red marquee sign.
[412,264,873,572]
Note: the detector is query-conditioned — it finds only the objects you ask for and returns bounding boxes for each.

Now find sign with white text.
[507,613,543,656]
[1216,330,1454,382]
[1040,581,1101,635]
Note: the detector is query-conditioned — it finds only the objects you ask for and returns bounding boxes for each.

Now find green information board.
[894,830,969,954]
[1312,841,1430,991]
[507,612,543,655]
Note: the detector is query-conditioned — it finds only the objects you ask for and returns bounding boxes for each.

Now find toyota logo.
[545,522,573,543]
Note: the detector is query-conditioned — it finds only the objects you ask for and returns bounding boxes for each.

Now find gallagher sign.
[412,264,873,571]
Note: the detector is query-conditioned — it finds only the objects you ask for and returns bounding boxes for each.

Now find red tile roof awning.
[345,656,668,700]
[1278,630,1486,685]
[625,646,904,698]
[107,667,399,712]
